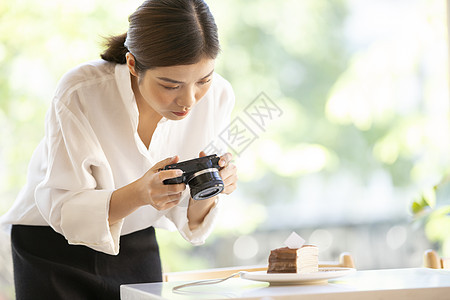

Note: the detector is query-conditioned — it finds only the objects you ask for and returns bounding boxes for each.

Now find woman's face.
[126,54,215,120]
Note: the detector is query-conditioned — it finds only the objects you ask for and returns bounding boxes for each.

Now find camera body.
[162,154,224,200]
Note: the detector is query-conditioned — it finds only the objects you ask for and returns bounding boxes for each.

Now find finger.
[219,163,237,179]
[159,200,181,210]
[152,184,185,197]
[150,193,183,210]
[199,151,207,158]
[219,152,233,168]
[163,192,183,202]
[222,174,238,187]
[158,169,184,182]
[222,182,237,195]
[163,182,186,194]
[158,194,183,210]
[151,155,180,171]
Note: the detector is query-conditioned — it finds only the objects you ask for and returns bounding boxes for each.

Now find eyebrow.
[157,69,214,84]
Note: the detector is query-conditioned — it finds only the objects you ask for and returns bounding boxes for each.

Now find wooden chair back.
[424,249,450,269]
[318,252,356,269]
[163,252,356,282]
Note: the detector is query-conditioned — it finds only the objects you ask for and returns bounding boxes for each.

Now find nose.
[176,87,196,109]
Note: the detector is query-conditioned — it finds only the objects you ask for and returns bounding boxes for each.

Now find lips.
[172,110,189,117]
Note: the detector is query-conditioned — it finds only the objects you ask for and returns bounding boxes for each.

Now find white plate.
[240,267,356,285]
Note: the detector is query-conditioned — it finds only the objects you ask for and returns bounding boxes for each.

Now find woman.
[0,0,237,299]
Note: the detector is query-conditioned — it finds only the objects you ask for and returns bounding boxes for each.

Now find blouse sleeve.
[35,97,123,255]
[163,76,235,245]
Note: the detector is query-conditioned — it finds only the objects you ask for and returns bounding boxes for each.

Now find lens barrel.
[188,168,224,200]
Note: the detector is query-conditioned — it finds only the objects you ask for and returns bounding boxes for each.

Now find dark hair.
[101,0,220,72]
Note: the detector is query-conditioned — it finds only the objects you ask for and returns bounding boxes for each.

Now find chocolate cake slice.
[267,245,318,273]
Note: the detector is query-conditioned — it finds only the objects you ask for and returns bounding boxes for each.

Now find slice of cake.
[267,245,318,273]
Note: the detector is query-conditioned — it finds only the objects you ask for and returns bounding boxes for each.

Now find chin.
[163,114,183,121]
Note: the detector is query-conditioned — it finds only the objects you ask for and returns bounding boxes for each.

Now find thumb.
[151,155,179,171]
[199,151,207,158]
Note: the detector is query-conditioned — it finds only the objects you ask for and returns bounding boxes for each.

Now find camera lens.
[187,168,224,200]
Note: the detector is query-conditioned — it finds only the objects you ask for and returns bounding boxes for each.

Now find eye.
[161,85,180,90]
[198,78,212,85]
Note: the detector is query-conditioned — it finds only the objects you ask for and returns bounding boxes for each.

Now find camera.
[161,154,224,200]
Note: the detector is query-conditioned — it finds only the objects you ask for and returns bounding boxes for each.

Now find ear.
[126,52,139,77]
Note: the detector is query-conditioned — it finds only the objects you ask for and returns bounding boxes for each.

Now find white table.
[120,268,450,300]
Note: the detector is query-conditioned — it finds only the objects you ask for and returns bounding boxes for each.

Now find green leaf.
[435,175,450,207]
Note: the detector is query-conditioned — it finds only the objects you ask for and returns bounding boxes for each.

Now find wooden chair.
[318,252,355,269]
[163,252,355,282]
[424,249,450,269]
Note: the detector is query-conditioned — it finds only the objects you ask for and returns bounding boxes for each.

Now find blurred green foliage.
[0,0,141,211]
[1,0,449,281]
[412,175,450,256]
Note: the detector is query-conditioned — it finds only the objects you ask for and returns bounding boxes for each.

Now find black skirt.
[11,225,162,300]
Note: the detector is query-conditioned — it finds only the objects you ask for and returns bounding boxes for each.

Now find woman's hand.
[109,156,186,225]
[186,151,237,230]
[199,151,237,196]
[138,156,186,210]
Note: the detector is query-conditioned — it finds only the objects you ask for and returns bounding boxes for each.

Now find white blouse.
[0,60,235,255]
